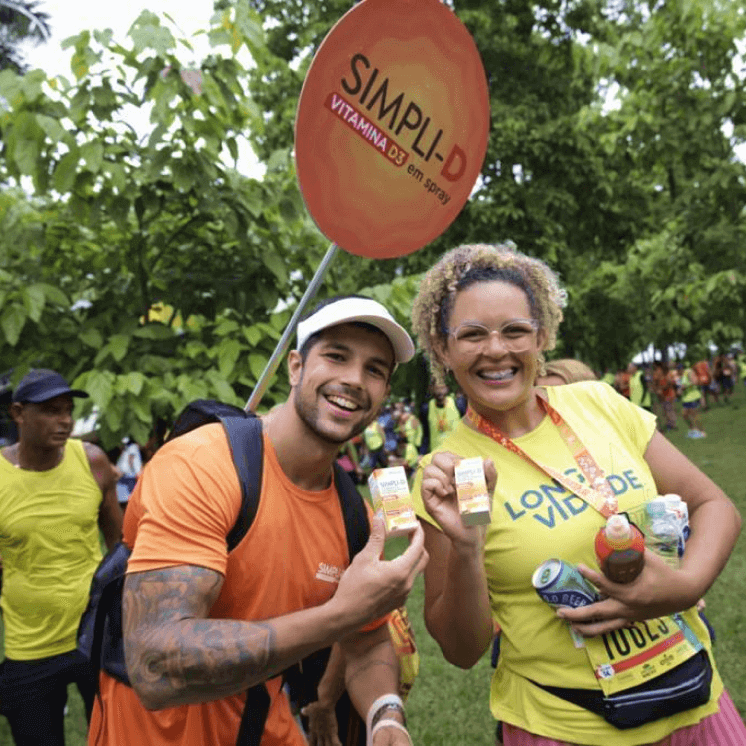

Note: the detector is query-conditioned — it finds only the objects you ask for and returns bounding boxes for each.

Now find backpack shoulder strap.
[220,414,264,552]
[77,540,133,692]
[332,463,370,560]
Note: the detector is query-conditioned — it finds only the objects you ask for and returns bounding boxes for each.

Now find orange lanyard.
[466,395,618,518]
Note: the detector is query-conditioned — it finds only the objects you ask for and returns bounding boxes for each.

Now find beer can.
[532,559,598,609]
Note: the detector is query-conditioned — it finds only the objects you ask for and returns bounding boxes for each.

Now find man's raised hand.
[332,513,428,630]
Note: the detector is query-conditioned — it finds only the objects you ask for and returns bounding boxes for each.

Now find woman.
[409,243,744,746]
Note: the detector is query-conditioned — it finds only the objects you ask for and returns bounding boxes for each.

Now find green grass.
[384,539,497,745]
[2,382,744,743]
[658,384,746,718]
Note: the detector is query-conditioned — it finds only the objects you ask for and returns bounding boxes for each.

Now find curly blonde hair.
[411,243,567,386]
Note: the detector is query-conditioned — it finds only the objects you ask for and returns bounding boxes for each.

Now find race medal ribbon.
[466,396,618,517]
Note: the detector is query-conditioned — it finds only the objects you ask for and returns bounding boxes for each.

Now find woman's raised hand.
[420,452,496,549]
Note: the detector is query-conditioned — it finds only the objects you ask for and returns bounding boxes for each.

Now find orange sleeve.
[127,424,242,577]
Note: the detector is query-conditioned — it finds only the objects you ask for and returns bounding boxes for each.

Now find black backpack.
[77,399,370,746]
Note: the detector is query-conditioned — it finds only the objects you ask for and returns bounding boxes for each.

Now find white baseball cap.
[296,297,415,364]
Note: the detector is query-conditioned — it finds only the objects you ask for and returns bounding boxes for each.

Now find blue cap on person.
[11,369,89,403]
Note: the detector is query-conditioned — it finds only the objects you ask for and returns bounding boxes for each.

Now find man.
[90,296,428,746]
[379,404,399,456]
[692,355,712,410]
[397,403,423,455]
[720,354,737,405]
[363,415,388,470]
[427,383,461,451]
[614,367,631,398]
[114,438,143,514]
[0,369,122,746]
[627,362,651,410]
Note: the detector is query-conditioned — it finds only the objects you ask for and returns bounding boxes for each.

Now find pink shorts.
[502,691,746,746]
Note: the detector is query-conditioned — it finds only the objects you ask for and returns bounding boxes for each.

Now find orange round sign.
[295,0,490,259]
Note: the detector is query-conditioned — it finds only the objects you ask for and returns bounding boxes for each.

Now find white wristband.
[370,718,413,745]
[366,694,405,743]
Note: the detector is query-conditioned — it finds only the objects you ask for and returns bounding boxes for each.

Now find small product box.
[454,457,492,526]
[368,466,419,537]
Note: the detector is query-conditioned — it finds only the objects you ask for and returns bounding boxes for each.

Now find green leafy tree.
[568,0,746,362]
[0,3,327,447]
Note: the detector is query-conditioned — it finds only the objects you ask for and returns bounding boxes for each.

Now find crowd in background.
[603,351,746,439]
[335,386,467,485]
[8,349,740,507]
[331,347,746,492]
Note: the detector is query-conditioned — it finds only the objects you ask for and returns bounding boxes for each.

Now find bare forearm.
[681,498,741,599]
[124,515,427,711]
[99,511,123,550]
[343,630,401,724]
[426,544,492,667]
[316,643,347,708]
[98,497,123,550]
[645,431,742,602]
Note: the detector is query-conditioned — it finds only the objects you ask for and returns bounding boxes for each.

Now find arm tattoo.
[124,566,278,708]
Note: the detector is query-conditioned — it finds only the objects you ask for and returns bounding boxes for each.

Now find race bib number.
[584,615,702,695]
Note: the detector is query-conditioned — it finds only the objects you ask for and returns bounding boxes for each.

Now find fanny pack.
[530,648,713,730]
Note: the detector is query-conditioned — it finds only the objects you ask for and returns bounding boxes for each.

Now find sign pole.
[245,243,340,412]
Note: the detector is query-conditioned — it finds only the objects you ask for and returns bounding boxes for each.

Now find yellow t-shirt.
[411,381,722,746]
[364,421,384,451]
[403,442,419,469]
[681,369,701,404]
[402,414,423,449]
[427,396,461,451]
[629,370,651,408]
[0,438,103,659]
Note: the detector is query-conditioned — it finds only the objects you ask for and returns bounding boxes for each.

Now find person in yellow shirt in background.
[363,417,388,471]
[628,362,652,411]
[680,363,706,439]
[427,384,461,451]
[397,403,423,453]
[387,435,420,480]
[0,369,122,746]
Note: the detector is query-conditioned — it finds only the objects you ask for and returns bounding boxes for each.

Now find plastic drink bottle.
[595,514,645,583]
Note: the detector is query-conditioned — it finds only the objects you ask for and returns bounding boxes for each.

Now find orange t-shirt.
[693,361,710,386]
[89,424,379,746]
